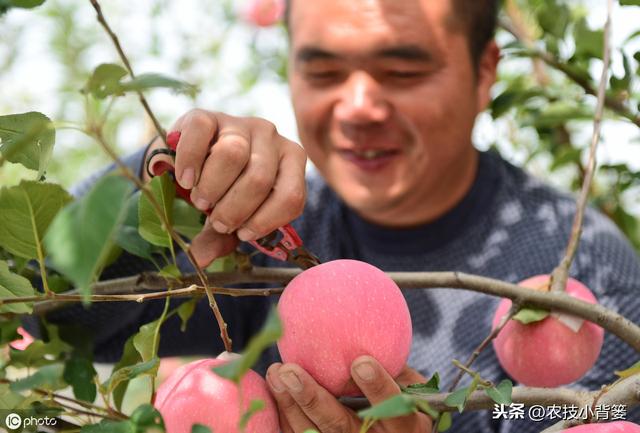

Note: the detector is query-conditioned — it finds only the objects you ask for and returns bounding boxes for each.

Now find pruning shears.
[145,131,321,270]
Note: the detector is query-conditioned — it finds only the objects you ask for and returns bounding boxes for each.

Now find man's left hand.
[266,355,433,433]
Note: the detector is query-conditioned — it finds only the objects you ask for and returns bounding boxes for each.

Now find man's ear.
[475,40,500,113]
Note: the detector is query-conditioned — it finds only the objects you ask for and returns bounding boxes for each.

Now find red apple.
[277,259,412,396]
[562,421,640,432]
[492,275,604,387]
[242,0,285,27]
[155,357,280,433]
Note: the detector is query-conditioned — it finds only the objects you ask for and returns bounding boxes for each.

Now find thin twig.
[550,0,613,293]
[86,0,232,351]
[88,0,166,141]
[0,378,128,420]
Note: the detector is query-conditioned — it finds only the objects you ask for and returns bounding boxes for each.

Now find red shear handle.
[148,131,195,204]
[248,225,303,262]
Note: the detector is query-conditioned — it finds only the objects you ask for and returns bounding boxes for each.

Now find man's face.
[288,0,498,226]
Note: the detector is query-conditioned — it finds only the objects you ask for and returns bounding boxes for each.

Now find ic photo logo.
[5,413,22,430]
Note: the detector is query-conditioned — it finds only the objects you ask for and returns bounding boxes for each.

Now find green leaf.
[205,253,238,273]
[84,63,128,99]
[484,380,513,405]
[120,73,198,97]
[573,18,604,59]
[64,354,97,402]
[158,264,181,279]
[190,426,212,433]
[9,0,46,8]
[0,112,54,178]
[138,173,175,248]
[103,358,160,398]
[513,307,550,324]
[611,52,633,92]
[444,386,470,413]
[437,412,452,432]
[10,363,66,392]
[550,147,583,172]
[357,394,417,420]
[110,336,142,411]
[133,320,160,362]
[44,175,133,302]
[129,404,164,431]
[536,1,570,39]
[620,0,640,5]
[0,384,25,407]
[83,65,197,99]
[0,318,21,345]
[239,399,266,429]
[0,181,72,260]
[213,308,282,383]
[615,360,640,378]
[177,298,198,332]
[404,372,440,394]
[115,192,157,260]
[532,102,593,128]
[0,260,35,314]
[81,420,133,433]
[172,200,204,239]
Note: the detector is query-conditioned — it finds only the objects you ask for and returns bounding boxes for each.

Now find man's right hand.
[144,109,307,268]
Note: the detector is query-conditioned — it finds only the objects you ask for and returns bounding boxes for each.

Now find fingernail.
[268,373,285,393]
[279,371,303,393]
[194,198,210,211]
[181,168,195,189]
[237,228,257,241]
[212,220,229,233]
[354,361,376,382]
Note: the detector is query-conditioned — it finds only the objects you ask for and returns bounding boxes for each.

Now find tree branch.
[16,268,640,354]
[344,373,640,418]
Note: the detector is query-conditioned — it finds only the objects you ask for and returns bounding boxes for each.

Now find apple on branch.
[492,275,604,387]
[155,356,280,433]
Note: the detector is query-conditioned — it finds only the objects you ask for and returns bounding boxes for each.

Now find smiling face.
[288,0,498,227]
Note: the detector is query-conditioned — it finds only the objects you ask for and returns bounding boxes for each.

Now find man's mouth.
[338,148,401,170]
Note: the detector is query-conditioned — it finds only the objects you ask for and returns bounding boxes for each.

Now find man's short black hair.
[283,0,500,67]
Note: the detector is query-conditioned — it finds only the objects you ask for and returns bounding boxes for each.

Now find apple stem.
[550,0,613,294]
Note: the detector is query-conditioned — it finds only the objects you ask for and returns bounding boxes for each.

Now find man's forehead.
[288,0,452,50]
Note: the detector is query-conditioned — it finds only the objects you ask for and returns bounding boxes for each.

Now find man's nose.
[333,72,389,124]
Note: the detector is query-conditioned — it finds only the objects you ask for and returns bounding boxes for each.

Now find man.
[50,0,640,432]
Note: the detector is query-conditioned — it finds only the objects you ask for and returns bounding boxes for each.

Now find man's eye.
[304,70,343,82]
[387,70,426,79]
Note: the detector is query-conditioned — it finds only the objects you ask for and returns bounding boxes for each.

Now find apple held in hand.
[277,259,412,396]
[562,421,640,432]
[155,357,280,433]
[492,275,604,387]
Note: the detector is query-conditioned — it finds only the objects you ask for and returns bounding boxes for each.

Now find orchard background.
[1,0,640,432]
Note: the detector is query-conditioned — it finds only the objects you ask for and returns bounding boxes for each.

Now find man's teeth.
[354,150,387,160]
